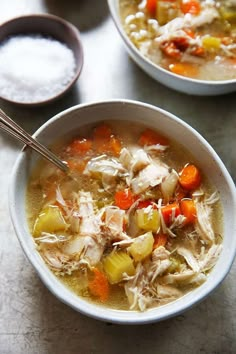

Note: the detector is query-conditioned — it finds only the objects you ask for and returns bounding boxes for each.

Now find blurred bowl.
[0,14,83,106]
[107,0,236,96]
[9,100,236,324]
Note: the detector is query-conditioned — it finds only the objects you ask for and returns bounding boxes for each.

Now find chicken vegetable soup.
[27,122,222,311]
[120,0,236,80]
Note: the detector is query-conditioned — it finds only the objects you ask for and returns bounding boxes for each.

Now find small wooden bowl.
[0,14,84,106]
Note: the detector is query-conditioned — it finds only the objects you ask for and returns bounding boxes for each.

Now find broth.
[26,121,223,311]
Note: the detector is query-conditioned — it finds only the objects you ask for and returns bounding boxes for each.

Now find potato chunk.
[33,205,68,237]
[103,251,135,284]
[128,231,154,262]
[136,208,160,232]
[202,36,221,50]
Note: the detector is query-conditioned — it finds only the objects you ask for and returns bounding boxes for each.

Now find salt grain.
[0,35,77,103]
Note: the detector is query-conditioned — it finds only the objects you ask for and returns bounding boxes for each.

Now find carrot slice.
[139,128,169,147]
[146,0,157,16]
[161,202,180,226]
[161,42,181,59]
[173,37,189,51]
[180,199,197,224]
[115,188,134,210]
[184,28,195,38]
[179,164,201,191]
[191,46,205,56]
[169,63,198,77]
[180,0,201,15]
[67,138,92,155]
[88,268,109,302]
[153,234,168,249]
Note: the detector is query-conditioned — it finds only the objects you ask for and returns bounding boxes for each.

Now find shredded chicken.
[195,200,215,243]
[131,149,151,173]
[77,191,101,236]
[63,235,104,266]
[84,155,127,191]
[103,206,130,241]
[119,148,132,169]
[131,163,169,194]
[199,244,222,272]
[187,6,219,28]
[154,284,182,300]
[177,247,200,272]
[39,244,71,271]
[163,270,197,285]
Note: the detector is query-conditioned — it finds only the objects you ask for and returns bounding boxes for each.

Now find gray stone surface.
[0,1,235,353]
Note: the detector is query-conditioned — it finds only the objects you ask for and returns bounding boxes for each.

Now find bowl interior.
[10,100,236,324]
[0,14,83,105]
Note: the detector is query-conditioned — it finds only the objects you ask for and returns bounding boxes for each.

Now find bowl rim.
[0,13,84,106]
[9,99,236,324]
[107,0,236,86]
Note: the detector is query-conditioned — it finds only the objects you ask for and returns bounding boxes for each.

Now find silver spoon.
[0,108,69,173]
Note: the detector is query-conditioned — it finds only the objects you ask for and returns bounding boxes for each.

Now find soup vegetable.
[119,0,236,80]
[27,122,222,311]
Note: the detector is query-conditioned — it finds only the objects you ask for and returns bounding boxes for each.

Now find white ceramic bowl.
[107,0,236,96]
[9,100,236,324]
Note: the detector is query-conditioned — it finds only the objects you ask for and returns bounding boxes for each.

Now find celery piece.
[136,208,160,232]
[128,231,154,262]
[167,257,181,273]
[202,36,221,51]
[33,205,68,237]
[103,251,135,284]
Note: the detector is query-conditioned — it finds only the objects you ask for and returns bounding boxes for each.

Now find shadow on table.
[44,0,109,31]
[19,267,234,354]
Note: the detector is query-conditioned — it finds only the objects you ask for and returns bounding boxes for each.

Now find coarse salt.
[0,35,77,103]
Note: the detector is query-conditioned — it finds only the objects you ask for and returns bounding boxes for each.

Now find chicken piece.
[119,148,132,169]
[84,155,126,178]
[155,284,182,299]
[150,259,172,282]
[149,246,171,282]
[152,246,170,261]
[161,169,179,201]
[84,155,127,191]
[199,244,222,272]
[78,191,101,236]
[188,273,207,285]
[163,270,196,284]
[131,149,151,173]
[195,201,215,243]
[177,247,200,272]
[124,263,152,311]
[63,235,104,266]
[40,245,70,270]
[188,7,219,28]
[104,206,126,240]
[131,163,169,194]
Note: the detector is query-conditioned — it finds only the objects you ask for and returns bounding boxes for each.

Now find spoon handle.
[0,108,68,173]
